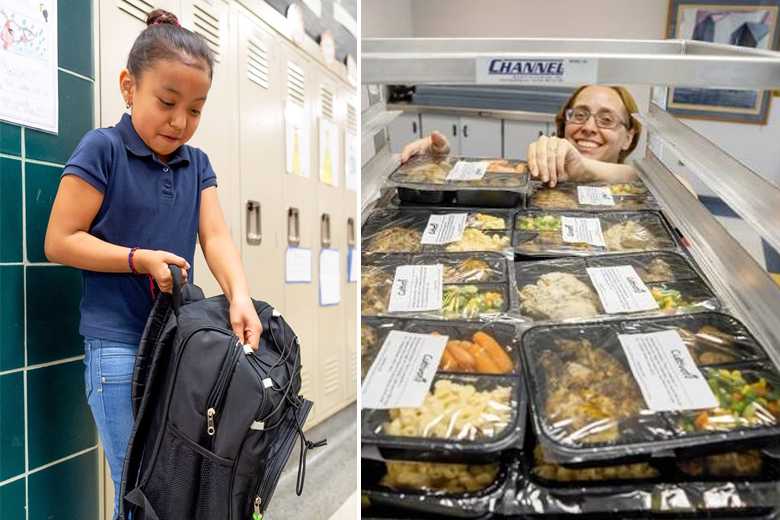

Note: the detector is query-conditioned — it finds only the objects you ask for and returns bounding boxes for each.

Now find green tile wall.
[0,1,98,519]
[0,159,23,263]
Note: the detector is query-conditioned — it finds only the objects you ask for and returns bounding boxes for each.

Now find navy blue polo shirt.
[62,113,217,345]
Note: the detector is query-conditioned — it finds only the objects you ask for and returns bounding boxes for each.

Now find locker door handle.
[287,207,300,246]
[246,201,262,245]
[452,124,457,137]
[463,125,469,138]
[321,214,331,248]
[346,218,355,247]
[412,120,417,134]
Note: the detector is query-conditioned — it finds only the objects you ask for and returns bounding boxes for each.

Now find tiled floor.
[328,490,358,520]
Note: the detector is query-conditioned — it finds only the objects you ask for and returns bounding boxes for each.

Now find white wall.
[362,0,780,185]
[408,0,667,39]
[362,0,414,37]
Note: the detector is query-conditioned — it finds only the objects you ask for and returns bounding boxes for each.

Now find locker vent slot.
[247,38,270,89]
[347,104,357,134]
[323,358,340,395]
[117,0,153,23]
[193,2,221,62]
[320,86,334,120]
[287,62,305,106]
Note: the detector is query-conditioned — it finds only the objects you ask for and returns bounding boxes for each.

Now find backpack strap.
[123,487,161,520]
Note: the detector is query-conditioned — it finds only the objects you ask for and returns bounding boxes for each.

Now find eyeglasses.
[564,107,629,130]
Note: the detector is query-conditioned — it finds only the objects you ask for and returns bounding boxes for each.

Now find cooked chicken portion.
[518,272,601,320]
[604,220,658,251]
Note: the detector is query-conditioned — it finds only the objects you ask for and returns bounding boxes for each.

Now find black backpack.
[120,266,325,520]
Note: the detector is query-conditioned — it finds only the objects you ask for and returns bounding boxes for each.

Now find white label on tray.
[619,330,718,412]
[586,266,659,314]
[577,186,615,206]
[421,214,467,245]
[560,216,606,247]
[361,330,448,409]
[387,265,443,312]
[446,160,489,181]
[476,57,598,86]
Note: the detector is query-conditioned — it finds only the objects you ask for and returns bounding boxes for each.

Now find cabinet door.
[460,117,501,158]
[387,112,420,153]
[504,120,548,160]
[420,114,461,155]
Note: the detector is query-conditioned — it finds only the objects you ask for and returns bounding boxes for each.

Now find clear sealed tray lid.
[390,154,528,189]
[519,312,780,465]
[361,317,520,378]
[513,209,677,256]
[361,372,526,460]
[363,208,515,254]
[513,251,720,322]
[528,181,657,211]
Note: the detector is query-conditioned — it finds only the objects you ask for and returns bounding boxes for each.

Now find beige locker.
[231,7,286,308]
[343,100,358,403]
[279,44,321,429]
[314,72,348,419]
[179,0,242,298]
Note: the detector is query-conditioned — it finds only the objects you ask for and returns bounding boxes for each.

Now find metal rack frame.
[361,37,780,359]
[363,38,780,88]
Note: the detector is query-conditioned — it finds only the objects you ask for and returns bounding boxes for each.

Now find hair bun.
[146,9,179,27]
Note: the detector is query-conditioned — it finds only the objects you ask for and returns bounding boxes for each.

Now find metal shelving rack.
[361,37,780,365]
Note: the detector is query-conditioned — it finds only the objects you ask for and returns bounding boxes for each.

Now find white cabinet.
[387,112,421,153]
[460,117,501,157]
[504,120,550,160]
[420,114,461,155]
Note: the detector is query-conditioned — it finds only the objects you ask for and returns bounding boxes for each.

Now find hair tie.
[153,18,180,27]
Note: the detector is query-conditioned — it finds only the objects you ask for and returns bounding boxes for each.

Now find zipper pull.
[252,496,262,520]
[207,407,216,436]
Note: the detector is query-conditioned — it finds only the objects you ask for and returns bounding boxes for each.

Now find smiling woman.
[400,84,643,187]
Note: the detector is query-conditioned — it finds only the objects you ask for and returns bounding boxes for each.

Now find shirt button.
[163,167,169,173]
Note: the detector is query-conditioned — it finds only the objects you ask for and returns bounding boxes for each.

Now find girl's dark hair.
[126,9,215,80]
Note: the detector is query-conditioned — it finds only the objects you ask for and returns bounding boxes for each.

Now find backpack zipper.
[205,335,242,444]
[250,400,313,517]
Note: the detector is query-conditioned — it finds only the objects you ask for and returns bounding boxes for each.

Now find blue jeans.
[83,336,137,520]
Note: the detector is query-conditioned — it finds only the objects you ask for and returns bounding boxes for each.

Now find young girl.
[43,9,262,519]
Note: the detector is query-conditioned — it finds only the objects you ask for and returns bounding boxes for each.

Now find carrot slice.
[472,331,513,373]
[445,341,476,372]
[465,342,502,374]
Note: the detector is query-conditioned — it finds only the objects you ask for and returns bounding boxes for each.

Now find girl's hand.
[134,249,190,293]
[229,295,262,351]
[527,136,588,187]
[400,131,450,163]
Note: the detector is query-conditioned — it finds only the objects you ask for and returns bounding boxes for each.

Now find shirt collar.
[116,113,191,167]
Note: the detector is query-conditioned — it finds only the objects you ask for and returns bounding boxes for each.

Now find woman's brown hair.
[554,85,641,163]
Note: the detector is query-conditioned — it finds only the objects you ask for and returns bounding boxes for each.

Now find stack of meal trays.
[363,158,780,518]
[505,312,780,517]
[361,194,525,517]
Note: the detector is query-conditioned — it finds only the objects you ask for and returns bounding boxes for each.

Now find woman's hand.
[400,131,450,163]
[134,249,189,293]
[229,295,262,351]
[527,136,588,187]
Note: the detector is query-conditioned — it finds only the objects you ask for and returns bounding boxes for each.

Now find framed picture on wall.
[666,0,780,124]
